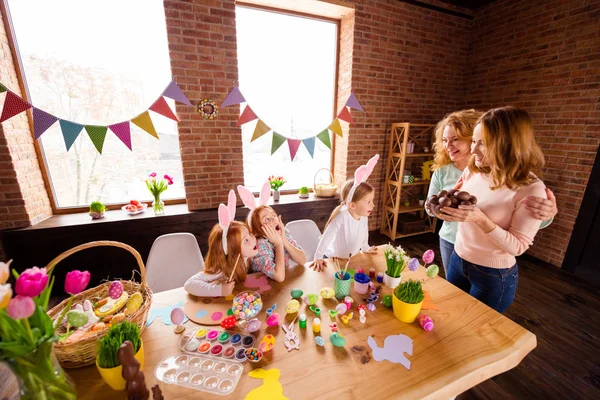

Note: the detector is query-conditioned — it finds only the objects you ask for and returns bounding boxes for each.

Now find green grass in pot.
[394,280,424,304]
[97,321,141,368]
[89,201,106,213]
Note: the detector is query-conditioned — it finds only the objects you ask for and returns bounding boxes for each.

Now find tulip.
[0,259,11,284]
[0,284,12,310]
[15,266,49,297]
[7,295,35,319]
[64,270,90,295]
[149,172,157,177]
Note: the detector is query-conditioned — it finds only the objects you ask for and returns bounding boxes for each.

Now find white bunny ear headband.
[218,190,237,255]
[237,181,270,224]
[346,154,380,204]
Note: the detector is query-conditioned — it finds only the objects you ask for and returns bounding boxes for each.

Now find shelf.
[386,205,425,214]
[386,180,430,186]
[394,227,436,239]
[391,152,435,158]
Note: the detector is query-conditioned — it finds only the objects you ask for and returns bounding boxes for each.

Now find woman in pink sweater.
[438,107,548,313]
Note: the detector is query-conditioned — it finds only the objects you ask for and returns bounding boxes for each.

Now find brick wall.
[463,0,600,266]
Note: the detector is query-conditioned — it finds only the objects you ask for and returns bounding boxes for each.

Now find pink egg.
[109,281,123,300]
[170,307,185,325]
[422,249,435,265]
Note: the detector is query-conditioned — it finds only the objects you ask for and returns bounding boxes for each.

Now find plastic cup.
[334,272,351,299]
[353,272,370,294]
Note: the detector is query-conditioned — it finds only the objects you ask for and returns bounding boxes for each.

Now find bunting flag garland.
[0,79,192,154]
[220,86,365,160]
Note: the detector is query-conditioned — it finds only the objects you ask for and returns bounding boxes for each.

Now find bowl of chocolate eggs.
[427,189,477,215]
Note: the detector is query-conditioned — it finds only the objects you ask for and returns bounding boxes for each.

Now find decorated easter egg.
[381,295,393,308]
[246,319,262,333]
[170,307,185,325]
[408,258,420,272]
[426,264,439,278]
[418,314,434,331]
[66,310,88,328]
[108,281,124,300]
[320,287,335,299]
[285,299,300,314]
[304,293,319,305]
[260,334,276,352]
[290,288,303,299]
[315,336,325,346]
[335,303,347,315]
[266,313,281,327]
[125,292,143,315]
[221,315,237,330]
[330,332,346,347]
[422,250,435,265]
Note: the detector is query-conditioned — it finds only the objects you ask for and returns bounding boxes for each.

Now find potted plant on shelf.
[298,186,310,199]
[383,244,408,288]
[392,279,424,323]
[89,201,106,219]
[268,176,286,202]
[417,193,426,206]
[96,321,144,391]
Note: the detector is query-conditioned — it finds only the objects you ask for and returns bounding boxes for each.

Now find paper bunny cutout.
[237,181,271,223]
[218,190,237,255]
[346,154,380,204]
[367,334,413,370]
[282,320,300,352]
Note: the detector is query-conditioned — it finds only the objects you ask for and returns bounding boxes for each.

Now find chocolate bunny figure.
[282,319,300,352]
[118,341,164,400]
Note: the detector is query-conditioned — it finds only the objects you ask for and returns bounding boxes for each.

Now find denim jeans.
[447,251,518,313]
[439,238,455,277]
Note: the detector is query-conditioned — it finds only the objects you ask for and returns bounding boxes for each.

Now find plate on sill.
[121,203,148,215]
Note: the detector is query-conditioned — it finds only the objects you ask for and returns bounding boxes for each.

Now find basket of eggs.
[313,168,338,198]
[46,241,153,368]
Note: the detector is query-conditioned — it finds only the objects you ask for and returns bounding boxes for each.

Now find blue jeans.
[439,238,454,277]
[447,251,518,313]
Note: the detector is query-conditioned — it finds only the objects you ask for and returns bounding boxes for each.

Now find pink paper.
[367,334,413,370]
[287,139,301,161]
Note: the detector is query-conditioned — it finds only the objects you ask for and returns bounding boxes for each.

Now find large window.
[7,0,184,209]
[236,6,337,191]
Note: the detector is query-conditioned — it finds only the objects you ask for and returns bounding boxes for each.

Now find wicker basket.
[313,168,338,198]
[46,241,153,369]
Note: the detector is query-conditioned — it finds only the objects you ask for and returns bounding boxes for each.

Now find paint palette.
[179,327,256,362]
[155,353,243,396]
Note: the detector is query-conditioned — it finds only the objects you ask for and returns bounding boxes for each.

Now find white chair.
[145,233,205,293]
[285,219,322,261]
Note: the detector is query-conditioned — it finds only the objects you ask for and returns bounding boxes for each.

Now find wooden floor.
[2,232,599,399]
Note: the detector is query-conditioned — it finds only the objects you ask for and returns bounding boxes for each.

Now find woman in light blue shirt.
[425,110,558,274]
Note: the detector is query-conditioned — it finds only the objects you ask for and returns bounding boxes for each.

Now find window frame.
[1,0,186,214]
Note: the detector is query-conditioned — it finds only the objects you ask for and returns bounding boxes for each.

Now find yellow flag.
[251,119,271,142]
[329,118,343,137]
[131,111,158,139]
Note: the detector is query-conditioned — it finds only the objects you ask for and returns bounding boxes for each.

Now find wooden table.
[69,247,536,399]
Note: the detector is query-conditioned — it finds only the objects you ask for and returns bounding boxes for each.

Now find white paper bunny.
[281,320,300,352]
[237,181,271,223]
[218,190,237,255]
[346,154,380,204]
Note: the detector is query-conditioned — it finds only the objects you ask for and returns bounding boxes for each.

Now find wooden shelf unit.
[380,122,438,240]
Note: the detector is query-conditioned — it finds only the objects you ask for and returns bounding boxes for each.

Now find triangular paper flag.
[85,125,108,154]
[109,121,132,150]
[221,86,245,107]
[251,119,270,142]
[59,120,84,151]
[338,107,354,124]
[288,139,302,161]
[302,136,316,158]
[345,93,364,112]
[0,83,7,93]
[32,107,58,139]
[0,91,32,123]
[329,118,343,137]
[237,105,258,126]
[149,96,179,122]
[131,111,158,139]
[316,129,331,149]
[161,80,193,106]
[271,132,287,155]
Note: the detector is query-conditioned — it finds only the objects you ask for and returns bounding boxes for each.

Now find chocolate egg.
[428,195,439,205]
[469,196,478,204]
[450,196,459,207]
[447,188,458,196]
[461,200,472,206]
[439,196,452,207]
[432,204,441,215]
[456,191,471,201]
[438,190,448,198]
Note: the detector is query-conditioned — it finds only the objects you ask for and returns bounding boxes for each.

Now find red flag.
[237,105,258,126]
[337,107,354,124]
[288,139,302,160]
[0,92,32,123]
[149,96,179,122]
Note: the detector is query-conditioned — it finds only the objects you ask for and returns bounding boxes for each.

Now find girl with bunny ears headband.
[183,190,259,297]
[238,182,307,282]
[310,154,380,272]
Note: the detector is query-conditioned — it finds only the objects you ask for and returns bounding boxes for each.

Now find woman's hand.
[439,205,496,233]
[264,224,283,247]
[221,281,235,296]
[309,259,327,272]
[525,188,558,221]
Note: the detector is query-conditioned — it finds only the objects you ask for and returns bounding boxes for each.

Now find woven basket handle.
[314,168,334,188]
[45,240,146,283]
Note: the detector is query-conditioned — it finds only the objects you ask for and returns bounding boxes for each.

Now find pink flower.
[0,284,12,310]
[64,270,91,295]
[149,172,157,178]
[15,266,48,297]
[7,295,35,319]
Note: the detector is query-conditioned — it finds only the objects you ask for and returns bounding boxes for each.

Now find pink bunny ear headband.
[346,154,379,204]
[237,181,270,224]
[218,190,237,255]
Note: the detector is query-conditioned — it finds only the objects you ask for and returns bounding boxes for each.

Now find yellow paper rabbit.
[244,368,288,400]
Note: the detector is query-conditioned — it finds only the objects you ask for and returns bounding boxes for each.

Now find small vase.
[7,342,77,400]
[273,190,280,202]
[392,295,423,323]
[89,211,104,219]
[383,271,402,289]
[152,195,165,215]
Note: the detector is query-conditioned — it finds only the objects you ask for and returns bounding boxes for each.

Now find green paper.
[271,132,286,155]
[316,129,331,149]
[85,125,108,154]
[0,83,6,93]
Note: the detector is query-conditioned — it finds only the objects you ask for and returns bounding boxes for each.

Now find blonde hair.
[432,109,484,170]
[205,221,249,283]
[248,205,275,239]
[469,106,545,190]
[325,180,374,229]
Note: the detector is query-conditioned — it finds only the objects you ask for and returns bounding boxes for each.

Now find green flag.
[316,129,331,149]
[85,125,108,154]
[0,83,7,93]
[271,132,287,155]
